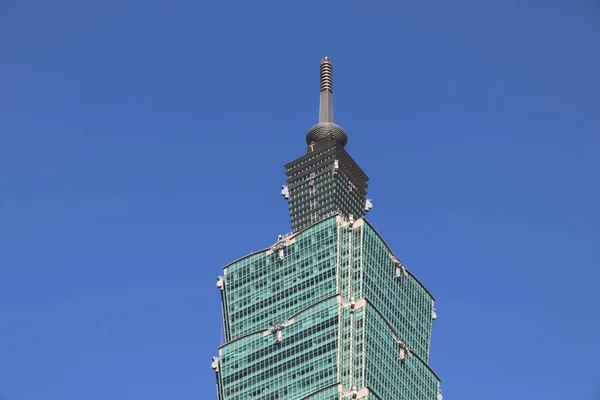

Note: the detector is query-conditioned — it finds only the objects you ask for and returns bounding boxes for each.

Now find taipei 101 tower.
[211,57,442,400]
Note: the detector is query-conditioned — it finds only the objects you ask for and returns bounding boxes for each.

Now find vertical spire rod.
[319,57,334,123]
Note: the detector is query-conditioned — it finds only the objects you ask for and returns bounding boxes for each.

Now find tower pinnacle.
[306,56,348,151]
[319,57,334,123]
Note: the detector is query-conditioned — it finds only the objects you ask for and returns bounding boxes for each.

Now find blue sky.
[1,0,599,399]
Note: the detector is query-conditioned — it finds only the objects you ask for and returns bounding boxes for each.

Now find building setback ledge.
[216,293,441,382]
[221,213,342,272]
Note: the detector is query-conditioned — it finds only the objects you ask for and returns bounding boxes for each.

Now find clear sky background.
[1,1,599,399]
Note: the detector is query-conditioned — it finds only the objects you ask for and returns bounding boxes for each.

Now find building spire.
[319,57,334,123]
[306,56,348,151]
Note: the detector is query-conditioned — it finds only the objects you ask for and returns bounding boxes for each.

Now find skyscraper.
[212,57,441,400]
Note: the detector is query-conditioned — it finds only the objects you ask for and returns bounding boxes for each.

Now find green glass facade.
[214,216,441,399]
[212,57,441,399]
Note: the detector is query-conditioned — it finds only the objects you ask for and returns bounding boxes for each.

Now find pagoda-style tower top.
[283,57,369,232]
[305,57,348,152]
